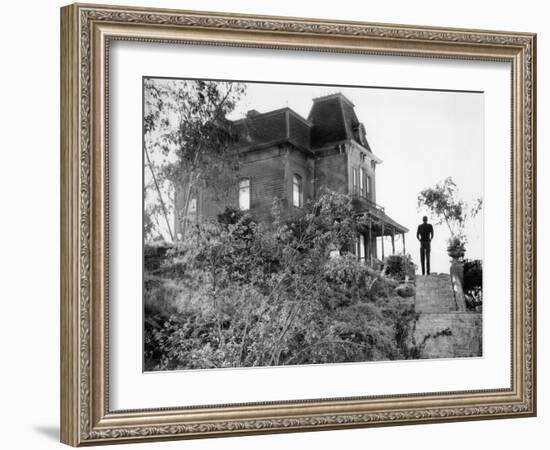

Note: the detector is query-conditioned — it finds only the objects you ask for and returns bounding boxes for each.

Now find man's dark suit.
[417,222,434,275]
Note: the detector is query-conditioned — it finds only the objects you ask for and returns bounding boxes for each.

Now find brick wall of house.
[286,146,315,209]
[174,144,318,230]
[175,143,382,236]
[174,176,240,234]
[240,146,287,221]
[314,149,348,197]
[199,183,235,221]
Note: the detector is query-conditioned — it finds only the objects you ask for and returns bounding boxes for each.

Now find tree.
[417,177,482,250]
[144,78,246,241]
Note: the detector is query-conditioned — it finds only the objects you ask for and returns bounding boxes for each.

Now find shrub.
[384,254,414,281]
[463,259,482,291]
[463,259,482,311]
[144,191,420,370]
[144,241,173,272]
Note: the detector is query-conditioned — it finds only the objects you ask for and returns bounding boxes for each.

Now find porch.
[351,195,409,266]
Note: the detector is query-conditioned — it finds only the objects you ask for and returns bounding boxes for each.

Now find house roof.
[307,94,348,147]
[376,210,409,234]
[352,196,409,234]
[308,93,372,151]
[231,92,373,154]
[232,107,312,153]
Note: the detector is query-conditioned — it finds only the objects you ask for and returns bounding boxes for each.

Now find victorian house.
[174,92,408,264]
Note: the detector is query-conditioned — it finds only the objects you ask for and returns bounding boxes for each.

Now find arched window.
[292,174,303,208]
[238,178,250,211]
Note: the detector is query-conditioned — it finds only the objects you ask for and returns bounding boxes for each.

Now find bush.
[463,259,482,291]
[463,259,482,311]
[384,254,413,281]
[144,191,419,370]
[144,241,173,272]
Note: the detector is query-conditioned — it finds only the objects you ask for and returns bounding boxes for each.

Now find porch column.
[402,232,406,255]
[391,228,395,255]
[381,223,385,259]
[368,220,373,265]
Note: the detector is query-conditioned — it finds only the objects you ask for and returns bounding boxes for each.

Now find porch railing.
[351,192,386,213]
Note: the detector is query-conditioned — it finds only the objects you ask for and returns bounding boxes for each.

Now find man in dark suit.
[417,216,434,276]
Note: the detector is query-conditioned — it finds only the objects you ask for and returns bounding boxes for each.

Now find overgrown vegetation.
[383,254,415,281]
[463,259,483,311]
[144,192,418,371]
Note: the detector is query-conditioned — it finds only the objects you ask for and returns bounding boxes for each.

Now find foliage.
[144,191,419,370]
[463,259,483,311]
[417,177,482,248]
[463,259,482,290]
[384,254,414,281]
[447,236,466,258]
[143,79,247,240]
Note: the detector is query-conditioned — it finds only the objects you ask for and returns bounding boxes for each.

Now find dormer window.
[293,174,303,208]
[359,123,367,146]
[352,122,368,147]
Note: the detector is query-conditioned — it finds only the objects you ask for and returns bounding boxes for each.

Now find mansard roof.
[308,93,372,151]
[232,107,312,153]
[232,92,373,153]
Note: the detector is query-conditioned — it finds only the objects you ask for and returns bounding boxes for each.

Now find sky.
[228,81,484,274]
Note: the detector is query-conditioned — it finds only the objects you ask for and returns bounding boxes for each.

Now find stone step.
[414,273,456,314]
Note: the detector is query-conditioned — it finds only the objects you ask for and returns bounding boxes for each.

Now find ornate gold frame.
[60,3,536,446]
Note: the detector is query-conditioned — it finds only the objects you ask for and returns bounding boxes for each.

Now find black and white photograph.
[143,78,484,372]
[0,0,543,447]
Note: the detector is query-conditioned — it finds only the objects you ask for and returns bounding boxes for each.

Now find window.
[238,178,250,210]
[360,168,366,197]
[352,167,358,194]
[293,174,303,208]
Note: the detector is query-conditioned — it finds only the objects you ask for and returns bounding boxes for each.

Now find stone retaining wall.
[413,273,482,359]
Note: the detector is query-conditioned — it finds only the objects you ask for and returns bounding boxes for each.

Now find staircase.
[413,274,482,359]
[415,274,457,313]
